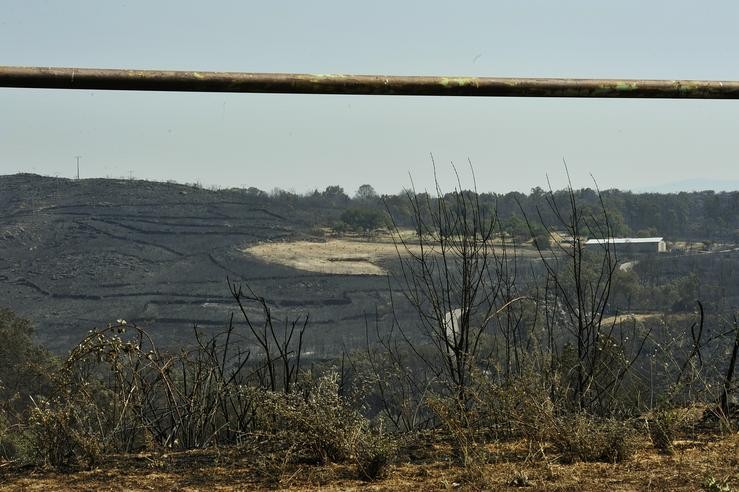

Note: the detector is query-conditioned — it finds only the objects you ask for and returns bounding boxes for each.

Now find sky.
[1,0,739,195]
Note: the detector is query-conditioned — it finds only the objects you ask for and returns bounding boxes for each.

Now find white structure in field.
[443,308,463,353]
[584,237,666,254]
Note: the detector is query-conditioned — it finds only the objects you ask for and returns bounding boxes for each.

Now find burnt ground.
[0,174,410,354]
[2,431,738,491]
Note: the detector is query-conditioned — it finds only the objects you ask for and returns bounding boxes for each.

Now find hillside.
[3,173,738,354]
[0,174,402,353]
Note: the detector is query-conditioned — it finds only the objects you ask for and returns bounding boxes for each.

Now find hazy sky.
[1,1,739,194]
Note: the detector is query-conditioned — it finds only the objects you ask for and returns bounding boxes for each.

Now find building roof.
[585,237,663,245]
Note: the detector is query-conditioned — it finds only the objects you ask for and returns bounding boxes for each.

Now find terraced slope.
[0,174,404,353]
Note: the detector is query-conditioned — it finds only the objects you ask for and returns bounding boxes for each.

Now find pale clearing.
[244,239,402,275]
[244,231,540,276]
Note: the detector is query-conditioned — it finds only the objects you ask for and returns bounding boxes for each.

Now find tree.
[339,207,387,234]
[522,175,649,414]
[611,269,641,312]
[506,214,530,243]
[354,184,378,201]
[389,172,522,402]
[0,309,56,416]
[530,225,551,249]
[245,186,267,197]
[321,185,350,207]
[636,227,659,238]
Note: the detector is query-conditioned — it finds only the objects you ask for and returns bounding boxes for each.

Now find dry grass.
[601,311,694,326]
[601,312,664,326]
[243,230,537,276]
[3,432,737,491]
[244,239,393,275]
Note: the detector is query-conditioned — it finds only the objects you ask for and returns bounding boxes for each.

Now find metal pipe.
[2,65,739,99]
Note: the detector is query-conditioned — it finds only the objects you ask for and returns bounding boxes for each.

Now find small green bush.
[702,476,734,492]
[257,372,362,463]
[26,399,102,469]
[649,409,678,455]
[0,309,57,418]
[0,410,30,460]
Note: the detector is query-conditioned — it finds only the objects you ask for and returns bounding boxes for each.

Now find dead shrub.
[508,470,531,487]
[256,371,362,463]
[474,372,636,464]
[426,393,488,470]
[253,371,396,480]
[354,425,397,481]
[549,413,636,463]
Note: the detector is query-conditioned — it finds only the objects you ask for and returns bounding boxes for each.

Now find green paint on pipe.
[440,77,479,87]
[615,82,638,91]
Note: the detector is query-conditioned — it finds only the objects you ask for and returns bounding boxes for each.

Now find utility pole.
[75,155,81,180]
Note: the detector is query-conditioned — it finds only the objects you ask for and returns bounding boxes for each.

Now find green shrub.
[702,476,734,492]
[649,409,678,455]
[0,309,58,463]
[339,207,387,234]
[0,410,30,460]
[0,309,57,416]
[26,399,102,469]
[475,372,636,464]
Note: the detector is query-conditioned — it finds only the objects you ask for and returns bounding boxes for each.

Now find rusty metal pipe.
[2,65,739,99]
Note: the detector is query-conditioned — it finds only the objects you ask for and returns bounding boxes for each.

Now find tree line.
[242,183,739,241]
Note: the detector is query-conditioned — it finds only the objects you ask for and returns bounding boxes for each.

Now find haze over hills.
[632,178,739,193]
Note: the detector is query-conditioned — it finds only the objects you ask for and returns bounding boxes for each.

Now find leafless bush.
[521,174,652,416]
[229,280,307,394]
[388,162,524,403]
[57,319,257,452]
[14,279,309,469]
[359,318,435,432]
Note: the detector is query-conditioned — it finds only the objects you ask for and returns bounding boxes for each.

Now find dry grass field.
[244,239,396,275]
[243,230,539,276]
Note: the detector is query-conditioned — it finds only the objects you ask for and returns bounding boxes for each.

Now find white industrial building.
[584,237,667,254]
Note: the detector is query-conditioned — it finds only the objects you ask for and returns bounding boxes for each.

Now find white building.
[584,237,666,254]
